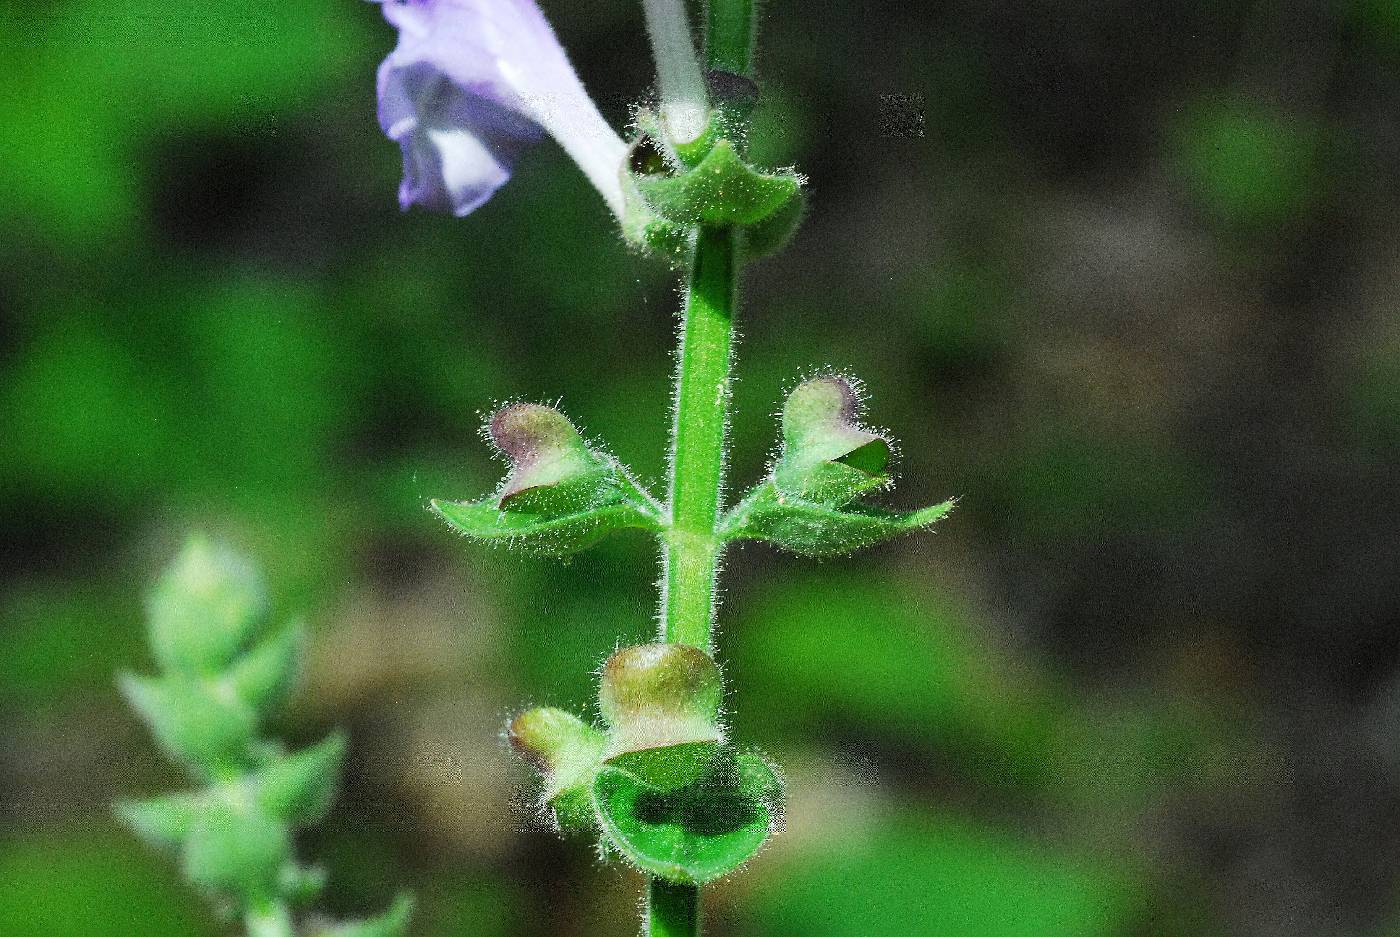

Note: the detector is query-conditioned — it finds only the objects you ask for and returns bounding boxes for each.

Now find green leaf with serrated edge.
[721,483,955,557]
[120,673,257,775]
[431,498,658,557]
[592,752,782,884]
[308,894,415,937]
[116,792,206,852]
[255,732,345,825]
[634,139,801,227]
[147,536,268,676]
[182,798,289,905]
[225,618,304,716]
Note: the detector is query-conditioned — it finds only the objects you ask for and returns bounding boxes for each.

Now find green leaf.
[605,742,721,796]
[721,483,955,557]
[592,753,782,884]
[255,732,346,826]
[120,673,257,775]
[431,497,658,557]
[181,799,289,905]
[225,618,304,716]
[115,793,206,852]
[147,536,268,676]
[310,893,415,937]
[634,139,802,228]
[777,459,891,507]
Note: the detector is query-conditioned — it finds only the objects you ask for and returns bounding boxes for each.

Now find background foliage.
[3,1,1400,934]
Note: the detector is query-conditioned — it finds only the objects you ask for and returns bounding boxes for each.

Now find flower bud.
[775,375,891,503]
[508,707,605,832]
[255,732,346,826]
[598,643,723,792]
[116,792,205,853]
[182,796,290,905]
[119,673,257,776]
[488,403,607,511]
[225,618,305,717]
[147,536,268,676]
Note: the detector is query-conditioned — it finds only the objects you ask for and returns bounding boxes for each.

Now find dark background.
[4,1,1400,934]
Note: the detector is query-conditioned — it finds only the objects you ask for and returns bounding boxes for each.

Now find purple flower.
[375,0,628,218]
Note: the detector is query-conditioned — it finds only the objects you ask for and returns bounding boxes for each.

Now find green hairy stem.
[705,0,756,75]
[664,224,739,652]
[649,4,758,933]
[648,880,701,937]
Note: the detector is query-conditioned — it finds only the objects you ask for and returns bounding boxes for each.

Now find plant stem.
[653,5,756,936]
[648,880,700,937]
[664,224,738,652]
[705,0,756,74]
[244,902,293,937]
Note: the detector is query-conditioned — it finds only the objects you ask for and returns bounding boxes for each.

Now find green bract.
[183,797,291,905]
[509,707,607,834]
[225,618,305,717]
[622,174,695,267]
[738,187,806,261]
[431,402,662,556]
[255,733,347,825]
[722,487,956,556]
[119,673,259,777]
[116,791,205,853]
[721,375,955,555]
[622,116,805,263]
[508,643,783,884]
[592,753,783,884]
[634,139,801,228]
[147,536,268,676]
[117,538,410,936]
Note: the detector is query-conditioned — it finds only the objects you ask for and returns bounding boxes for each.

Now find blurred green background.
[4,1,1400,934]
